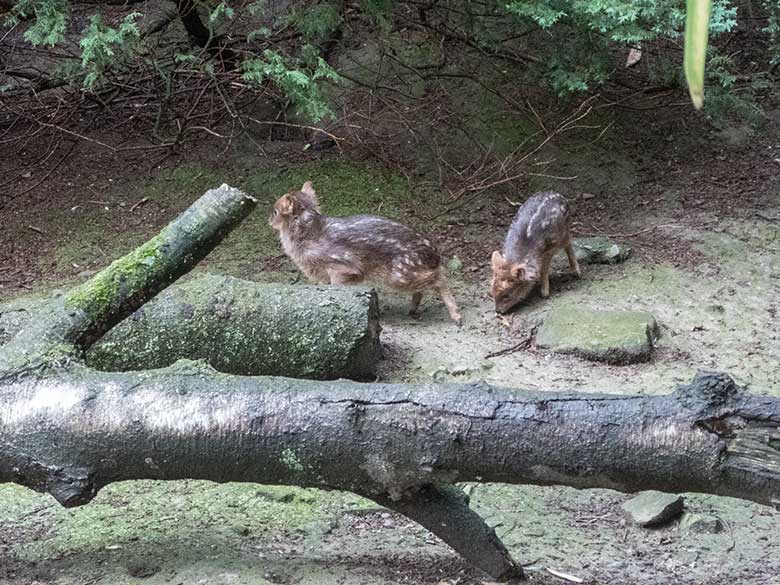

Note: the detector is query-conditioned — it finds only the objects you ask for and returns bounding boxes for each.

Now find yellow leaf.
[684,0,712,109]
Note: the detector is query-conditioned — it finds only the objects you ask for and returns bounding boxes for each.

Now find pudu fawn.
[270,182,462,324]
[490,191,581,314]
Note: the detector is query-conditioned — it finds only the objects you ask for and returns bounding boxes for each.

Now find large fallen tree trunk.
[0,274,381,380]
[1,185,778,583]
[2,363,779,578]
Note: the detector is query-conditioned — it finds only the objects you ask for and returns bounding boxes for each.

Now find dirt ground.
[1,49,780,585]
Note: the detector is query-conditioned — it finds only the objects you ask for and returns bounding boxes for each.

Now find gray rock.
[231,524,251,536]
[431,364,480,380]
[622,491,685,527]
[126,560,160,579]
[573,237,632,265]
[679,513,724,534]
[536,307,659,365]
[447,256,464,273]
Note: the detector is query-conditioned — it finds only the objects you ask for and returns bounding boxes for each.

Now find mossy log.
[0,184,257,372]
[2,184,779,583]
[1,275,382,380]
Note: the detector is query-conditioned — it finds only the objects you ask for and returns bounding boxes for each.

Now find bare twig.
[129,197,150,212]
[246,117,343,153]
[2,141,78,206]
[546,568,585,583]
[485,325,539,359]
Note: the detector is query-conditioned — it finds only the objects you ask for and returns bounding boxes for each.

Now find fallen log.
[0,274,382,380]
[1,363,779,580]
[0,183,256,372]
[1,184,778,583]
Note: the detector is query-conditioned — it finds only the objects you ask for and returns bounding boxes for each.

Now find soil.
[2,19,780,585]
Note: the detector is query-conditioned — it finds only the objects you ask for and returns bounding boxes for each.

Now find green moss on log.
[64,234,166,322]
[2,275,382,380]
[59,274,380,380]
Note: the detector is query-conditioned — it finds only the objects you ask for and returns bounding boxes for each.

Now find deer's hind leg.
[539,251,556,298]
[409,292,424,315]
[434,283,462,326]
[564,238,582,277]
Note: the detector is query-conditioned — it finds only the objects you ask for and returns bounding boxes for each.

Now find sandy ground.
[1,88,779,585]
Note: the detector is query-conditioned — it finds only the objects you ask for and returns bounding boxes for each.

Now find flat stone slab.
[573,237,632,264]
[536,307,659,364]
[622,491,685,527]
[678,513,724,534]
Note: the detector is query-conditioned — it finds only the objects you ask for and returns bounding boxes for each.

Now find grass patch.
[9,481,372,562]
[244,160,413,218]
[24,159,418,287]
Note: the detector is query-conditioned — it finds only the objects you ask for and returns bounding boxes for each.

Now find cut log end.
[47,467,98,508]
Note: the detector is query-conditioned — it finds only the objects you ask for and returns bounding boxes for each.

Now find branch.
[401,13,539,65]
[4,367,778,505]
[2,67,70,94]
[375,484,523,581]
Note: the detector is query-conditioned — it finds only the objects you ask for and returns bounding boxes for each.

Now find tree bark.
[1,183,778,583]
[2,367,778,509]
[1,274,382,380]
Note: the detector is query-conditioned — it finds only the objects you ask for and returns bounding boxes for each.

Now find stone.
[231,524,251,536]
[573,237,632,265]
[536,307,659,365]
[678,513,724,534]
[126,560,161,578]
[622,491,684,527]
[431,364,478,380]
[447,256,463,273]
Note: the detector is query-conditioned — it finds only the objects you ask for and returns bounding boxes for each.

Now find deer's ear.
[491,251,506,271]
[277,194,296,216]
[509,263,527,280]
[299,181,320,209]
